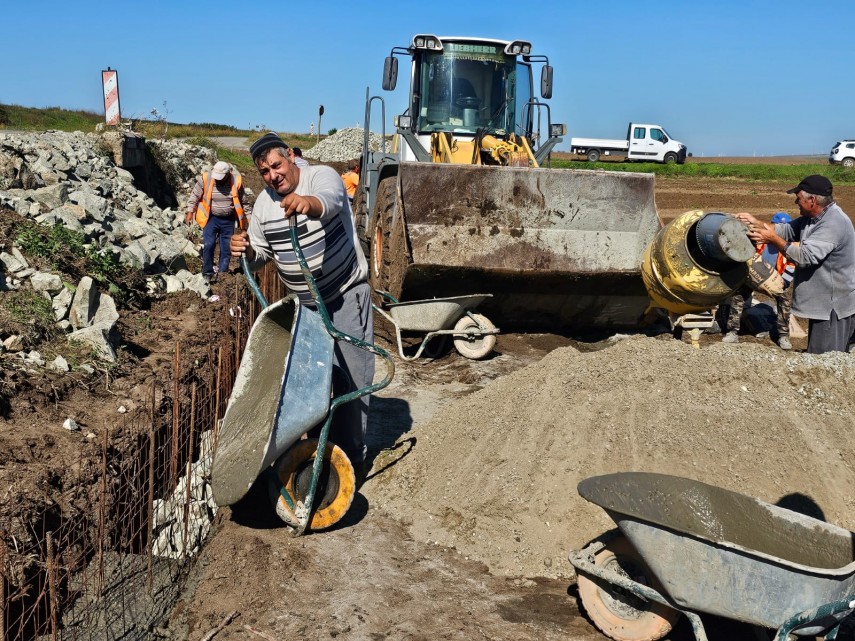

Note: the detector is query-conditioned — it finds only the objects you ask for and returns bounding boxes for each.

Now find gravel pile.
[370,335,855,579]
[303,127,388,162]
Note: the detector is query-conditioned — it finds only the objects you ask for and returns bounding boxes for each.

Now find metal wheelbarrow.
[211,220,394,535]
[372,291,499,361]
[569,472,855,641]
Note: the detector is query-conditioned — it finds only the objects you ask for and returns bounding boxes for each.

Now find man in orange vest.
[341,158,359,204]
[185,161,252,283]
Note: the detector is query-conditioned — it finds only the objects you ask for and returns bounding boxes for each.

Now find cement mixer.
[641,210,755,342]
[353,35,662,331]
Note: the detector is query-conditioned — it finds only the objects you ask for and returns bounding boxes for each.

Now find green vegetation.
[0,104,102,131]
[0,103,322,147]
[14,222,125,289]
[1,288,59,347]
[5,288,54,325]
[549,159,855,184]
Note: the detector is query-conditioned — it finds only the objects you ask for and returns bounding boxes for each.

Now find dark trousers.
[202,215,235,276]
[307,281,374,465]
[808,310,855,354]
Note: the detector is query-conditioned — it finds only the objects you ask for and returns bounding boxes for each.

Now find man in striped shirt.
[230,132,374,483]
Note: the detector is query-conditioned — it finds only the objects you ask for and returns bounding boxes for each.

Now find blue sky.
[3,1,853,156]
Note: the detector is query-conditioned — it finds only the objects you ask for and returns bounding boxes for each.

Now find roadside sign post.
[101,68,121,126]
[318,105,324,144]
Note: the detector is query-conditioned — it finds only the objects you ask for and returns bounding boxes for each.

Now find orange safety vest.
[195,171,247,230]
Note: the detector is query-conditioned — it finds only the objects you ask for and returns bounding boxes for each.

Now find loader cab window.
[514,63,532,138]
[416,43,516,135]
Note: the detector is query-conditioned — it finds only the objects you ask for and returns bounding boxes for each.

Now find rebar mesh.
[1,265,286,640]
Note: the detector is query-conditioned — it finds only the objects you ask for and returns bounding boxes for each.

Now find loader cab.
[381,35,564,165]
[415,41,522,135]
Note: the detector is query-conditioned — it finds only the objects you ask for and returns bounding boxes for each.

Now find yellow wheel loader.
[353,35,729,331]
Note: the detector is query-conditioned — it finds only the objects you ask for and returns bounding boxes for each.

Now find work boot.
[778,336,792,351]
[722,331,738,344]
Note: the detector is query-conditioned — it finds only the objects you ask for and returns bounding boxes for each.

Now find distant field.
[686,155,828,165]
[551,152,829,165]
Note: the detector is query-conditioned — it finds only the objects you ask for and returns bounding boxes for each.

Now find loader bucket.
[377,162,662,331]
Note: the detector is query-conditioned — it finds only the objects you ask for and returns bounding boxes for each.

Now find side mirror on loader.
[382,57,399,91]
[541,65,553,100]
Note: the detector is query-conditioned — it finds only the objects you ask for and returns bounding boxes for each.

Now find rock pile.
[303,127,389,162]
[0,130,222,362]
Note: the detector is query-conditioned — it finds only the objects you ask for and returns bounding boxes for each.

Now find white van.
[570,122,687,164]
[829,141,855,167]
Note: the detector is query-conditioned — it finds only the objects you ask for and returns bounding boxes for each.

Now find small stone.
[118,405,128,414]
[86,432,97,440]
[63,418,80,431]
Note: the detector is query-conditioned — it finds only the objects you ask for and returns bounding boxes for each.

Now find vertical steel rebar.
[147,382,157,595]
[97,429,108,596]
[213,347,223,457]
[170,343,181,488]
[182,384,197,562]
[0,534,6,641]
[46,533,57,641]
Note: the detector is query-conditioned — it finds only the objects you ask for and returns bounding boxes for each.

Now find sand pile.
[370,336,855,579]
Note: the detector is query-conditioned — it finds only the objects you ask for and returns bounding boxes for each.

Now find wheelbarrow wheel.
[577,534,679,641]
[453,314,496,360]
[268,439,356,531]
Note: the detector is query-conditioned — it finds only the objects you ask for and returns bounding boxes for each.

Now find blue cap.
[771,212,792,224]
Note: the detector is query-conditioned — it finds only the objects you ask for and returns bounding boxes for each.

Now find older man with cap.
[737,175,855,354]
[229,132,374,485]
[185,161,251,283]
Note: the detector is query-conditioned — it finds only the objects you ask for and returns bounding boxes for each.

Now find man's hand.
[736,212,778,245]
[230,230,253,257]
[280,193,315,218]
[184,212,194,225]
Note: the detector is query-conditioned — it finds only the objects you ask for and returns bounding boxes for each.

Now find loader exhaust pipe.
[642,211,754,315]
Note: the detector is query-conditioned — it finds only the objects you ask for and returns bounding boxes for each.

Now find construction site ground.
[4,168,855,641]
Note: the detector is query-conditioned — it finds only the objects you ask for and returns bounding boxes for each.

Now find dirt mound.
[369,336,855,579]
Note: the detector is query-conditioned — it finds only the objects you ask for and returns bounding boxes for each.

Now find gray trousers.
[307,281,374,464]
[807,309,855,354]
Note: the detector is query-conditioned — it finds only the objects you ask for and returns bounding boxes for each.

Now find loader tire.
[370,176,408,303]
[351,184,370,258]
[268,439,355,531]
[577,534,678,641]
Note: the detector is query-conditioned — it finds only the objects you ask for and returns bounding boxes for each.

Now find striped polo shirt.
[247,164,368,305]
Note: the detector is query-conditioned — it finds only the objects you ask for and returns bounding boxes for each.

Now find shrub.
[327,128,338,136]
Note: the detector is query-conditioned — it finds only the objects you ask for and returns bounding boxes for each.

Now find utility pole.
[318,105,324,144]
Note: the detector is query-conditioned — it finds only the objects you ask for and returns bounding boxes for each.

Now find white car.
[829,140,855,167]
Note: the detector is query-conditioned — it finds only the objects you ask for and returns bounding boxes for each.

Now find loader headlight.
[505,40,533,56]
[394,115,412,129]
[550,123,567,137]
[412,34,443,50]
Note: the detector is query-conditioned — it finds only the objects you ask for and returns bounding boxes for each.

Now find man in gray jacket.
[738,175,855,353]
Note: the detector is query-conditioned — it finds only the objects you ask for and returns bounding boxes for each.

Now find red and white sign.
[101,68,121,125]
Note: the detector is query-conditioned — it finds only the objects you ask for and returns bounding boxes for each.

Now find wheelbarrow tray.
[385,294,491,332]
[579,472,855,634]
[212,295,335,506]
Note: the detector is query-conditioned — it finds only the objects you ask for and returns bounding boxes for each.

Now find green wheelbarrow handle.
[239,218,395,535]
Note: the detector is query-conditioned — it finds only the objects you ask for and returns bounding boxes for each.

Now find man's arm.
[184,178,204,224]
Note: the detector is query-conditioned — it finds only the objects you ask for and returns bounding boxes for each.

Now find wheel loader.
[353,35,665,331]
